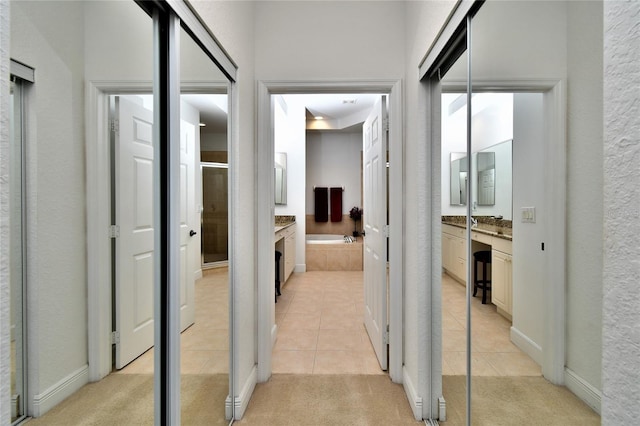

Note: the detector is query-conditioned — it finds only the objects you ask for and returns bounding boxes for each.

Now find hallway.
[273,271,383,375]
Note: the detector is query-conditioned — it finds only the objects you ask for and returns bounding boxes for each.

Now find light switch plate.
[521,207,536,223]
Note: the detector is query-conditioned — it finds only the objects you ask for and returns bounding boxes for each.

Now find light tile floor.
[116,267,230,375]
[117,269,536,378]
[442,272,542,376]
[273,270,384,375]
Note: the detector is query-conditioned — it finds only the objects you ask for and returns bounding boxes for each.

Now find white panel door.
[115,96,155,369]
[363,97,388,370]
[114,96,197,369]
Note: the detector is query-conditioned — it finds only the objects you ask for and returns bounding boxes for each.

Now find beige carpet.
[235,374,422,425]
[24,373,600,425]
[26,374,229,426]
[442,376,600,425]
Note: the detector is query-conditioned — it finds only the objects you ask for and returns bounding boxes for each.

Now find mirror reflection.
[476,151,495,206]
[443,93,513,220]
[449,152,467,206]
[275,152,287,205]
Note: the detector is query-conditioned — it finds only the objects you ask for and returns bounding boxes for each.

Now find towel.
[330,187,343,222]
[314,187,328,222]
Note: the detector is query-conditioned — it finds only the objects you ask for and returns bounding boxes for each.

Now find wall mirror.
[450,152,467,206]
[275,152,287,205]
[474,139,512,218]
[476,151,495,206]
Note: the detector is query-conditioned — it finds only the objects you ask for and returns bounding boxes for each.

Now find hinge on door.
[110,118,119,134]
[109,225,120,238]
[383,325,389,344]
[111,331,120,345]
[383,118,389,132]
[384,224,390,238]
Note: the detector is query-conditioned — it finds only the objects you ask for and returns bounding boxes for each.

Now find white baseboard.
[226,365,257,420]
[194,269,203,280]
[294,264,306,273]
[564,367,601,414]
[33,365,89,417]
[402,366,423,421]
[510,326,543,366]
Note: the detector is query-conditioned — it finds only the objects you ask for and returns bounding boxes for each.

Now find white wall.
[274,95,306,270]
[306,131,363,216]
[602,0,640,423]
[10,1,88,413]
[512,93,545,357]
[566,0,604,394]
[254,1,405,81]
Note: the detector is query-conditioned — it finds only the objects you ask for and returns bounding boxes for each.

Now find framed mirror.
[450,152,467,206]
[275,152,287,205]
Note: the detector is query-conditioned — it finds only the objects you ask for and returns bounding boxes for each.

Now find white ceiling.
[180,93,382,133]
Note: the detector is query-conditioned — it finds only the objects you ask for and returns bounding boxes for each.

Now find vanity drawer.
[491,237,512,255]
[471,231,492,245]
[442,224,465,238]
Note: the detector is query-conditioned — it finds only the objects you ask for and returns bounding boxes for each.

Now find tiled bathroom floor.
[442,272,542,376]
[273,270,384,375]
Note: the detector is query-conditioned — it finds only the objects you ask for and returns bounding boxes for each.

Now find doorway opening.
[270,93,388,375]
[256,80,404,386]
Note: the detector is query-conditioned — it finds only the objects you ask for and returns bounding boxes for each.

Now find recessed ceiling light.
[314,116,324,120]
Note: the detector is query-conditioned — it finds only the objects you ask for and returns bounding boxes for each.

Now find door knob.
[189,230,197,237]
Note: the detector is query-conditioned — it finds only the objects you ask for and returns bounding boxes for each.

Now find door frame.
[256,80,404,383]
[85,81,230,381]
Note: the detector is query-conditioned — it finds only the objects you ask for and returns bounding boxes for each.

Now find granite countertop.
[442,216,512,241]
[275,215,296,233]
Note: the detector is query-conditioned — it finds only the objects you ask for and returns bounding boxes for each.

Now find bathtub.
[306,234,362,271]
[305,234,347,244]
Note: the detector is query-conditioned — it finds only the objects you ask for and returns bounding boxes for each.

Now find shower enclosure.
[201,163,229,267]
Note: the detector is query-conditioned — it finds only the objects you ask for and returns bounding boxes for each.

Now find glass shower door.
[201,163,229,267]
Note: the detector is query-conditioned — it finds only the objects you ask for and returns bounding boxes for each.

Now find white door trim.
[85,80,229,382]
[437,78,567,384]
[256,80,404,383]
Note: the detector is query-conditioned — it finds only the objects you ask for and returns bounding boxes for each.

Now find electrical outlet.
[521,207,536,223]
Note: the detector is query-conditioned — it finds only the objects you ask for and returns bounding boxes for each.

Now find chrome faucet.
[470,216,478,228]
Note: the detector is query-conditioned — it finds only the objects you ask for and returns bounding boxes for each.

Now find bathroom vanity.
[442,219,513,320]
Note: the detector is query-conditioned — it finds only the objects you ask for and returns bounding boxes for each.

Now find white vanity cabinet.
[442,224,467,282]
[275,223,296,284]
[491,237,513,319]
[284,229,296,282]
[442,222,513,320]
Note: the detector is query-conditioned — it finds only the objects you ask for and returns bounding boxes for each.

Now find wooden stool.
[473,250,492,304]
